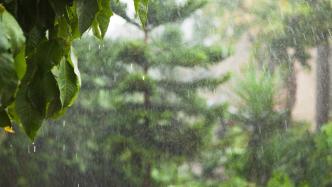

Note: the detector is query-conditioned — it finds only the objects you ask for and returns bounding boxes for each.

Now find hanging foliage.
[0,0,149,139]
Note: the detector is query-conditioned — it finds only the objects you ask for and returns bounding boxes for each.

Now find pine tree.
[94,0,231,186]
[41,0,231,186]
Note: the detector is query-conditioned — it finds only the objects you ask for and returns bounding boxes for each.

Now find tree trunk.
[142,162,152,187]
[285,62,297,122]
[315,39,330,130]
[142,30,153,187]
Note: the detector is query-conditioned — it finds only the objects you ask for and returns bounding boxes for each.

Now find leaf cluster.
[0,0,148,139]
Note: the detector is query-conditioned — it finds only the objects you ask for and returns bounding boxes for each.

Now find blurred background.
[1,0,332,186]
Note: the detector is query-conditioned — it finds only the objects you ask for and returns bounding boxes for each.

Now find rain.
[0,0,331,186]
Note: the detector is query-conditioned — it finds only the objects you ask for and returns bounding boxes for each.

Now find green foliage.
[267,172,294,187]
[198,65,332,186]
[0,26,229,186]
[77,0,99,34]
[234,66,287,185]
[0,7,25,128]
[63,1,228,185]
[181,64,332,186]
[235,65,280,118]
[134,0,149,28]
[0,0,149,139]
[1,1,332,186]
[52,50,80,109]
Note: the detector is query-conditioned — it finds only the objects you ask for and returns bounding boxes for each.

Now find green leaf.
[52,49,80,108]
[92,20,102,39]
[66,5,81,39]
[31,71,62,123]
[14,46,27,80]
[25,26,45,56]
[134,0,149,28]
[0,28,11,53]
[35,40,67,69]
[0,8,26,107]
[29,40,65,116]
[0,109,11,128]
[16,64,62,139]
[15,39,67,140]
[0,53,18,107]
[15,62,44,140]
[7,102,21,124]
[0,9,25,54]
[96,0,113,38]
[91,0,113,39]
[76,0,99,34]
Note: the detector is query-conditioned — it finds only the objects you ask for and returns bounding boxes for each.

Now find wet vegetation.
[0,0,332,186]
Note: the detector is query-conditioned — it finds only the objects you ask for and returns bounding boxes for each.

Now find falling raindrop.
[130,63,133,71]
[142,75,145,80]
[33,145,36,153]
[320,32,325,40]
[287,54,292,62]
[287,26,294,34]
[310,26,315,35]
[28,145,31,154]
[292,38,297,45]
[45,30,49,39]
[63,120,66,127]
[63,144,66,152]
[303,33,307,41]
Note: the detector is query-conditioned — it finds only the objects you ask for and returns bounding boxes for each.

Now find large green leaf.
[0,53,18,107]
[52,49,80,108]
[92,0,113,39]
[97,0,113,38]
[16,62,63,139]
[0,8,25,54]
[15,40,67,140]
[14,46,27,80]
[76,0,99,34]
[15,61,44,140]
[30,71,61,116]
[0,8,26,107]
[36,40,66,68]
[134,0,149,27]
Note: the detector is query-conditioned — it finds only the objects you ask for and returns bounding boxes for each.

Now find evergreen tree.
[75,0,230,186]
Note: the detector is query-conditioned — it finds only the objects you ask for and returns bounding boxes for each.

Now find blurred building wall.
[204,34,317,124]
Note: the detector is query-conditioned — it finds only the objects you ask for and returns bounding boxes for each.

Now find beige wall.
[202,34,318,124]
[292,50,316,123]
